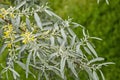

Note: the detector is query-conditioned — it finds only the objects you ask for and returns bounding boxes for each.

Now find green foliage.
[0,0,115,80]
[49,0,120,80]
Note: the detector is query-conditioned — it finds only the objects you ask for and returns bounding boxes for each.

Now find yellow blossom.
[10,13,14,18]
[0,14,3,18]
[4,31,11,38]
[3,24,15,39]
[21,31,35,44]
[7,43,12,48]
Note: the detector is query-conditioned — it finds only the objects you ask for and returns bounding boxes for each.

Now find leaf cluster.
[0,0,113,80]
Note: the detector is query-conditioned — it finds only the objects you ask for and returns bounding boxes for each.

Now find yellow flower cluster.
[21,31,35,44]
[3,24,14,39]
[0,7,14,19]
[3,24,15,48]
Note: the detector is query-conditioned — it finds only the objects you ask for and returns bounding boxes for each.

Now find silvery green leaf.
[86,42,98,57]
[16,61,26,70]
[54,22,59,30]
[87,57,104,65]
[97,62,115,67]
[93,71,99,80]
[67,60,78,78]
[49,52,57,60]
[0,43,7,55]
[42,22,53,26]
[97,0,100,4]
[67,28,76,37]
[43,26,52,30]
[16,61,36,78]
[33,50,36,64]
[34,33,42,37]
[14,37,23,43]
[11,19,15,26]
[76,43,83,56]
[83,46,92,55]
[37,52,46,64]
[84,67,93,80]
[83,29,86,37]
[71,35,76,46]
[45,9,62,20]
[26,51,32,78]
[15,1,26,10]
[9,68,20,79]
[71,22,80,28]
[61,28,67,41]
[26,18,32,31]
[50,36,54,46]
[18,45,27,56]
[106,0,109,4]
[90,37,102,40]
[16,15,20,27]
[34,13,42,29]
[47,66,61,77]
[60,56,66,79]
[57,37,63,45]
[99,70,105,80]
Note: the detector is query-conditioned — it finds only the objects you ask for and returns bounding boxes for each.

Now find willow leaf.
[34,13,42,29]
[93,71,99,80]
[87,57,104,65]
[86,42,98,57]
[9,68,20,79]
[99,70,105,80]
[15,1,26,10]
[26,51,32,78]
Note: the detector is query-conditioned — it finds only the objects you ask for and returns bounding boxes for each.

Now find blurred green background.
[49,0,120,80]
[0,0,120,80]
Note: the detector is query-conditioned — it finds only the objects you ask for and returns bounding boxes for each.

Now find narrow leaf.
[67,60,78,78]
[15,1,26,10]
[16,15,20,27]
[76,43,83,56]
[93,71,99,80]
[86,42,98,57]
[26,51,32,78]
[84,67,93,80]
[45,9,62,20]
[83,46,92,55]
[90,37,102,40]
[106,0,109,5]
[87,57,104,65]
[50,36,54,46]
[97,62,115,67]
[57,37,63,45]
[26,18,32,31]
[67,28,76,37]
[34,13,42,29]
[9,68,20,79]
[16,61,26,70]
[99,70,105,80]
[60,56,66,79]
[71,35,76,46]
[61,28,67,41]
